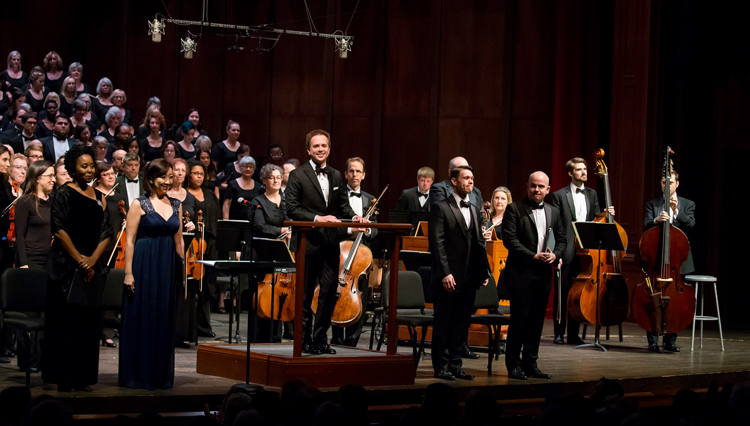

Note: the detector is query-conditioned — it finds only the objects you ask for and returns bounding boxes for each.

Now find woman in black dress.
[139,111,165,162]
[176,121,196,161]
[24,69,47,114]
[111,89,132,125]
[68,62,91,95]
[1,51,28,95]
[59,76,77,117]
[482,186,512,241]
[34,96,58,139]
[91,78,113,120]
[161,140,179,164]
[99,107,123,145]
[42,51,66,95]
[218,143,250,192]
[223,156,263,220]
[197,147,220,199]
[211,120,243,172]
[43,144,113,392]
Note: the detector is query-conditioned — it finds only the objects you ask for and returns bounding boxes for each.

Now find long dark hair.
[142,159,172,197]
[196,147,216,180]
[0,145,11,181]
[20,160,54,214]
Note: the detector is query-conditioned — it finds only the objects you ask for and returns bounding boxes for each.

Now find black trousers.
[506,283,549,371]
[331,276,369,347]
[431,285,476,373]
[303,245,340,345]
[647,332,677,346]
[553,260,581,339]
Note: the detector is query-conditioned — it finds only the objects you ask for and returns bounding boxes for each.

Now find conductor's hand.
[124,273,135,292]
[315,215,340,223]
[442,274,456,292]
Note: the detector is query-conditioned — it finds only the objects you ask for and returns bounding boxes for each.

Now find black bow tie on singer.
[349,192,362,198]
[575,188,584,194]
[460,200,472,208]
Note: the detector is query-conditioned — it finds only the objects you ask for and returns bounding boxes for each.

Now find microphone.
[238,197,260,209]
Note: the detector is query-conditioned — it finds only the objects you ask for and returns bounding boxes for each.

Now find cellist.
[550,158,615,346]
[643,171,695,353]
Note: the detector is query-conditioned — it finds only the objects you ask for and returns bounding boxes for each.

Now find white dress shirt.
[125,176,140,205]
[418,190,429,207]
[53,136,69,161]
[347,185,369,235]
[531,203,547,253]
[310,159,329,205]
[453,193,471,228]
[571,183,588,223]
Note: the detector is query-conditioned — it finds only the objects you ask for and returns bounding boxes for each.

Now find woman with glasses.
[15,160,54,268]
[10,154,28,186]
[222,156,262,220]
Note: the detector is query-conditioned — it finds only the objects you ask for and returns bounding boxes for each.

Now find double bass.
[632,147,695,335]
[567,150,630,326]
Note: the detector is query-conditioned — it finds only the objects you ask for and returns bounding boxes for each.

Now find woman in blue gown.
[120,159,184,389]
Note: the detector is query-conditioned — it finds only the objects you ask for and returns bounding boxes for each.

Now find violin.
[567,149,630,326]
[185,209,206,288]
[107,200,128,269]
[632,147,695,335]
[6,181,19,249]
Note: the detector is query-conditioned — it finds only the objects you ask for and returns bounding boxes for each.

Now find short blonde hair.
[417,166,434,180]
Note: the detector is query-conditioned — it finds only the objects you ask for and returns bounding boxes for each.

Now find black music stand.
[572,221,625,352]
[216,220,251,344]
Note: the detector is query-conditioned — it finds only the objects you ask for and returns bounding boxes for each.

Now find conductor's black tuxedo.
[550,185,601,340]
[428,194,490,374]
[285,161,357,346]
[502,198,566,372]
[395,186,430,212]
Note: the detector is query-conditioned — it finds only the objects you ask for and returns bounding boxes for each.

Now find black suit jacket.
[8,134,32,155]
[644,195,695,274]
[551,185,601,265]
[429,178,483,208]
[285,161,357,254]
[395,186,430,212]
[502,199,566,292]
[337,189,378,242]
[428,195,490,292]
[114,173,145,204]
[39,136,79,162]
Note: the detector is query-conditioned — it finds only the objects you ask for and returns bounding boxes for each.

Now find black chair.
[100,269,125,332]
[469,274,511,375]
[0,268,48,387]
[369,270,434,366]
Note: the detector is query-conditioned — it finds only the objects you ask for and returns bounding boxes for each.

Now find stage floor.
[0,314,744,416]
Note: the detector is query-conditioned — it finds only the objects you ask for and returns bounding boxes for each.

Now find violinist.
[550,158,614,346]
[114,152,143,205]
[0,146,14,364]
[643,171,695,353]
[483,186,512,241]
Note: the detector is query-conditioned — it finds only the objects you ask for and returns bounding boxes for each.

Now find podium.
[196,221,416,387]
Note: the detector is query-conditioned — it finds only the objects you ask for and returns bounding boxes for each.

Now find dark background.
[2,0,748,327]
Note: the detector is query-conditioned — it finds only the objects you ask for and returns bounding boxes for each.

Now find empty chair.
[469,275,511,375]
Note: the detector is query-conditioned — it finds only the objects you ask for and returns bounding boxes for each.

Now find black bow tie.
[349,192,361,198]
[575,188,584,194]
[460,200,472,208]
[419,192,428,199]
[127,178,138,184]
[530,203,544,210]
[315,166,328,176]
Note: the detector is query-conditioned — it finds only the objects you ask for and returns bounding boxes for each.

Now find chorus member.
[194,135,212,152]
[120,159,183,390]
[161,140,179,164]
[176,109,208,140]
[91,78,113,120]
[285,129,363,354]
[127,139,143,166]
[24,145,44,164]
[110,89,131,125]
[430,157,483,207]
[99,107,123,145]
[483,187,512,241]
[34,97,59,139]
[54,158,71,189]
[70,100,91,136]
[60,77,77,117]
[196,147,219,199]
[551,158,613,346]
[219,144,250,191]
[9,153,27,184]
[1,51,27,94]
[40,114,76,162]
[395,166,434,212]
[115,153,143,205]
[428,165,490,381]
[0,146,15,364]
[42,51,66,94]
[331,157,377,348]
[110,124,132,159]
[167,159,196,221]
[176,121,196,161]
[73,123,92,146]
[223,156,262,220]
[281,160,298,194]
[185,162,220,338]
[67,62,91,95]
[112,149,126,175]
[43,144,113,392]
[268,144,284,166]
[9,112,37,154]
[0,103,28,144]
[503,172,566,380]
[0,89,26,132]
[643,171,695,353]
[134,105,162,142]
[24,69,47,114]
[16,160,54,268]
[139,112,165,162]
[92,136,109,164]
[212,120,243,172]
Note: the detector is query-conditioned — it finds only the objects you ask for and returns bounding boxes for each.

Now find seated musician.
[394,166,434,212]
[482,186,512,241]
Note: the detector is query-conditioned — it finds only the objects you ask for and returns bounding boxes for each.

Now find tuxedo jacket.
[8,134,33,155]
[395,186,430,212]
[551,185,601,265]
[337,189,378,243]
[644,195,695,274]
[429,179,483,209]
[428,196,490,292]
[39,136,79,162]
[285,161,357,254]
[502,199,566,292]
[114,173,145,203]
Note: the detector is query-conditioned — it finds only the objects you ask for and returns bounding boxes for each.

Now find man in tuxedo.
[550,157,615,345]
[285,129,366,354]
[503,171,566,380]
[115,152,144,206]
[395,166,434,212]
[429,165,490,380]
[40,114,78,162]
[0,106,29,146]
[8,112,37,155]
[430,157,483,208]
[643,171,695,353]
[331,157,378,347]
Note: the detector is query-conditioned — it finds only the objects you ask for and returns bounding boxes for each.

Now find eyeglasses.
[26,121,37,125]
[241,165,255,170]
[348,170,364,175]
[266,176,282,181]
[40,173,55,179]
[190,171,205,176]
[12,166,28,171]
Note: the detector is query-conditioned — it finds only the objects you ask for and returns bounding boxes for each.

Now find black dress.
[211,142,241,172]
[33,120,54,139]
[191,190,221,337]
[1,70,29,93]
[177,142,196,162]
[14,196,51,268]
[45,71,67,94]
[42,185,113,389]
[225,179,263,220]
[90,98,112,122]
[24,89,48,113]
[139,138,163,163]
[59,95,75,117]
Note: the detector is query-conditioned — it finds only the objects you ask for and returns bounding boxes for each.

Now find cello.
[632,147,695,335]
[567,150,630,326]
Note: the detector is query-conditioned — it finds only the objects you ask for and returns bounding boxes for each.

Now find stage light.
[334,37,352,59]
[148,18,165,43]
[181,37,197,59]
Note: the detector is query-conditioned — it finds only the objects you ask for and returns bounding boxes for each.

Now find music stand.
[216,220,251,344]
[572,221,625,352]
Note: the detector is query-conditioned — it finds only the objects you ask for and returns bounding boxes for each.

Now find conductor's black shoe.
[508,366,528,380]
[553,335,564,345]
[664,343,680,352]
[302,344,321,354]
[648,343,660,352]
[450,368,474,380]
[434,369,455,381]
[462,345,480,359]
[317,344,336,354]
[567,336,585,345]
[524,367,552,379]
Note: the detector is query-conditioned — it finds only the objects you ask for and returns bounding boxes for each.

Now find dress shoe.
[508,366,528,380]
[175,342,192,349]
[217,308,227,314]
[75,385,93,392]
[567,336,585,345]
[524,367,551,379]
[553,335,564,345]
[1,349,15,358]
[317,344,336,354]
[0,357,9,364]
[434,369,455,381]
[450,368,474,380]
[302,344,321,354]
[199,331,216,338]
[101,339,117,348]
[462,346,480,359]
[648,343,660,353]
[664,343,680,352]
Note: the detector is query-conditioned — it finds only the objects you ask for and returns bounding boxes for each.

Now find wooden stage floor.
[0,315,746,417]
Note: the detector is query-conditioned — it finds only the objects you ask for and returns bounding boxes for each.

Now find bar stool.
[685,275,724,352]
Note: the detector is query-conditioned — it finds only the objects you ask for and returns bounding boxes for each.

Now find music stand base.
[230,383,263,394]
[575,341,608,352]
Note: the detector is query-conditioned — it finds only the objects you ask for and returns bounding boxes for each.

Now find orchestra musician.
[429,157,483,208]
[115,152,143,206]
[285,129,366,355]
[482,186,512,241]
[394,166,434,212]
[550,158,614,346]
[0,146,13,364]
[643,171,695,353]
[503,171,565,380]
[331,157,377,347]
[428,165,490,381]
